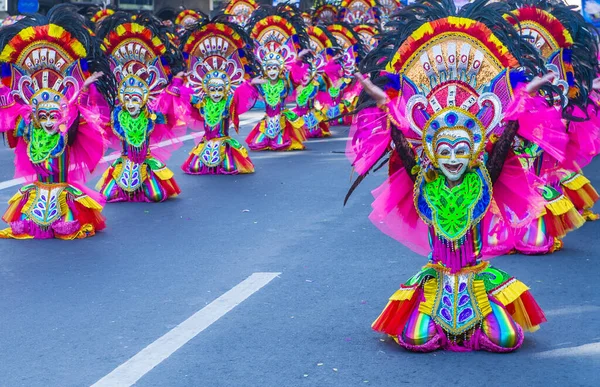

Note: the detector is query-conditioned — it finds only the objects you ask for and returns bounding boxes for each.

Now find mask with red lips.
[434,128,472,182]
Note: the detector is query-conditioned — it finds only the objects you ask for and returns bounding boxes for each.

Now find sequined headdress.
[91,9,115,25]
[224,0,258,27]
[181,19,256,99]
[327,23,366,76]
[307,26,337,74]
[353,24,379,51]
[99,14,173,107]
[0,6,115,120]
[314,5,339,25]
[248,5,309,72]
[359,0,545,171]
[175,10,204,28]
[339,0,381,26]
[506,0,599,108]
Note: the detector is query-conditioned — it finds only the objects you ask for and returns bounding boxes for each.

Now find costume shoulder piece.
[99,15,172,107]
[224,0,258,27]
[182,20,256,99]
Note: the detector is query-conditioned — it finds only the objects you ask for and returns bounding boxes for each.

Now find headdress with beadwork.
[100,20,171,107]
[248,5,309,73]
[505,0,599,109]
[0,9,115,124]
[182,20,256,99]
[224,0,258,27]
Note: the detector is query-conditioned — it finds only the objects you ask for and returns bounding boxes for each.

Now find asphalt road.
[0,109,598,387]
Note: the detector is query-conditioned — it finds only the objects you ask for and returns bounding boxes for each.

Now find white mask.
[434,129,472,182]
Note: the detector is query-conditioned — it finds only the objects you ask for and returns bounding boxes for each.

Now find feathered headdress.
[91,9,115,24]
[327,22,366,76]
[352,0,549,181]
[0,5,116,116]
[314,5,339,25]
[175,10,205,27]
[247,5,309,71]
[181,18,257,99]
[505,0,599,109]
[339,0,382,26]
[353,24,379,51]
[98,12,173,107]
[224,0,258,27]
[307,26,338,77]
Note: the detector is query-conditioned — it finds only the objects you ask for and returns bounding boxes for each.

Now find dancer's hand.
[83,71,104,89]
[355,72,387,106]
[251,77,267,85]
[592,77,600,91]
[526,72,555,94]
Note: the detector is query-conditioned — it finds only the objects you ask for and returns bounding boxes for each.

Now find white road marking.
[535,342,600,358]
[545,305,600,317]
[0,117,261,192]
[91,272,281,387]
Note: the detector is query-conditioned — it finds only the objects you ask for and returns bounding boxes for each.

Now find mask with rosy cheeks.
[434,129,473,182]
[122,88,145,118]
[265,64,282,80]
[207,79,227,103]
[35,102,62,133]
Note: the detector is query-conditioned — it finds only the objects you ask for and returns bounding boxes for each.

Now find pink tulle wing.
[505,86,568,162]
[231,81,259,131]
[369,167,430,256]
[0,86,31,134]
[563,104,600,169]
[152,78,193,133]
[346,107,391,175]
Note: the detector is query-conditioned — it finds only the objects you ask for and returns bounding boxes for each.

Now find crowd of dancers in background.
[0,0,599,353]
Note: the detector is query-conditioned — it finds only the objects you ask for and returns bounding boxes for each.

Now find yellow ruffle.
[492,279,529,306]
[74,195,103,211]
[154,167,174,181]
[418,278,438,315]
[95,168,112,190]
[389,287,417,302]
[545,194,575,216]
[473,279,492,317]
[0,228,34,239]
[561,173,590,191]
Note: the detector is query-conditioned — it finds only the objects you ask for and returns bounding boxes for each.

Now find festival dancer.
[177,18,259,175]
[292,25,341,139]
[245,5,311,151]
[505,1,600,254]
[326,23,365,125]
[346,0,566,352]
[95,12,185,202]
[0,6,116,239]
